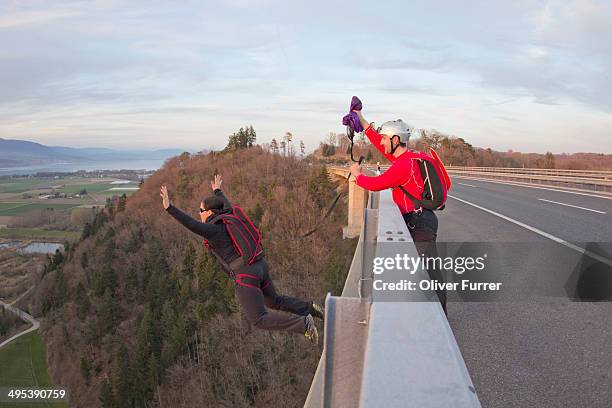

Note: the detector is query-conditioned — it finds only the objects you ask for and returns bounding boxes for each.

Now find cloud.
[0,9,80,28]
[0,0,611,153]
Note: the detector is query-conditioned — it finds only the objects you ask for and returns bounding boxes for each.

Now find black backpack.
[203,205,264,272]
[398,148,452,211]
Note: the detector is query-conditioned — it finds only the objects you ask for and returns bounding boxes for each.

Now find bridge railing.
[446,166,612,193]
[328,165,612,197]
[446,166,612,178]
[304,189,480,408]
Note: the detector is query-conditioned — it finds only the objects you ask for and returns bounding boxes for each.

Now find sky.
[1,0,611,153]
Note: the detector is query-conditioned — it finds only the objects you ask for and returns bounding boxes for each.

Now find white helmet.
[377,119,414,143]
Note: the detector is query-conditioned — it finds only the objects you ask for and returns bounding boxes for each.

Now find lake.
[0,159,166,176]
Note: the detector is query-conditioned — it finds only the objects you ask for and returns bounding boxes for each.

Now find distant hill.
[308,131,612,170]
[0,138,190,168]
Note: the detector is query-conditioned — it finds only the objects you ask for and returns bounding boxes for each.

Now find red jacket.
[355,126,424,214]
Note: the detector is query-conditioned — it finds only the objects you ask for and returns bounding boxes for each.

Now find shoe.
[304,314,319,344]
[310,302,325,321]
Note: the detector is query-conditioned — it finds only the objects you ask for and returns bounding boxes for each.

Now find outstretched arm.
[211,174,232,210]
[355,159,411,192]
[160,185,217,238]
[354,109,370,133]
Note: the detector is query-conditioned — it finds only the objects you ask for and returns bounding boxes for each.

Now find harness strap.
[234,273,261,289]
[204,241,244,276]
[398,184,424,211]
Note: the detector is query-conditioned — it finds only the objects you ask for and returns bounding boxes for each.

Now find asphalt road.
[437,177,612,408]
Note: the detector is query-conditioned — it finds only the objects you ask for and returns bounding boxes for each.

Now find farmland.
[0,175,140,240]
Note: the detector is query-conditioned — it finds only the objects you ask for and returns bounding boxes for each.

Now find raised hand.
[211,174,222,191]
[160,185,170,210]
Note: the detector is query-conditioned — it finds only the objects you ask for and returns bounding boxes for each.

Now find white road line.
[452,175,612,200]
[458,183,477,187]
[538,198,606,214]
[449,194,612,268]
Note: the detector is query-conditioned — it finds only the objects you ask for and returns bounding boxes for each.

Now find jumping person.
[348,103,448,315]
[160,175,323,342]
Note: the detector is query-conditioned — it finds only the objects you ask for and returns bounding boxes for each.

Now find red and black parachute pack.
[203,206,264,272]
[399,148,452,211]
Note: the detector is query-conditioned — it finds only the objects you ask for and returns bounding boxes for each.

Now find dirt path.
[0,294,40,349]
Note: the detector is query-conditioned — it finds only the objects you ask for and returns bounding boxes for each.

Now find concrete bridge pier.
[344,179,368,238]
[327,167,369,239]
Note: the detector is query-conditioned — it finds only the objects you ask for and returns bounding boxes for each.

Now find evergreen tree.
[93,265,118,297]
[80,251,89,269]
[75,282,90,321]
[124,266,139,300]
[226,126,257,150]
[116,344,133,408]
[92,211,109,235]
[52,249,64,268]
[117,194,127,212]
[181,242,196,277]
[55,268,68,307]
[99,378,116,408]
[80,354,91,385]
[98,288,119,334]
[247,125,257,147]
[81,222,92,240]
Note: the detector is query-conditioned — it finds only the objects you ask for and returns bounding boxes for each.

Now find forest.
[30,146,355,407]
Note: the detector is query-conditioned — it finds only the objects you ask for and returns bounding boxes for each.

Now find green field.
[55,183,117,194]
[97,189,138,197]
[0,179,53,194]
[0,228,79,241]
[0,203,80,217]
[0,203,30,211]
[0,331,69,408]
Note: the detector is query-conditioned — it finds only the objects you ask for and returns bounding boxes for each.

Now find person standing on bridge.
[160,175,323,342]
[348,102,447,315]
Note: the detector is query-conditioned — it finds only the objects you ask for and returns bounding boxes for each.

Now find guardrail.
[447,166,612,193]
[304,189,480,408]
[446,166,612,179]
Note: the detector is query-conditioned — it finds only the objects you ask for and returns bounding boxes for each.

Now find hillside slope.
[29,148,355,408]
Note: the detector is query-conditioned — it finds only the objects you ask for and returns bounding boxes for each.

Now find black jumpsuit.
[165,189,311,334]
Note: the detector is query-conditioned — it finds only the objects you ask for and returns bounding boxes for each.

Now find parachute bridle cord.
[346,125,365,164]
[300,127,364,238]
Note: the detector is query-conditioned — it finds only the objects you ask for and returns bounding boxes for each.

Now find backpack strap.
[203,239,244,276]
[397,153,425,211]
[398,184,424,212]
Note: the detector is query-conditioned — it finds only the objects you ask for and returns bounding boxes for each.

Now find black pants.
[233,258,311,334]
[403,210,447,307]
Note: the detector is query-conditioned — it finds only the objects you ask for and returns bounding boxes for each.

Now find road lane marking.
[449,194,612,267]
[458,183,477,187]
[538,198,606,214]
[452,176,612,200]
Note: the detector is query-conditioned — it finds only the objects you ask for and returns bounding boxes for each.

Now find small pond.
[0,241,64,254]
